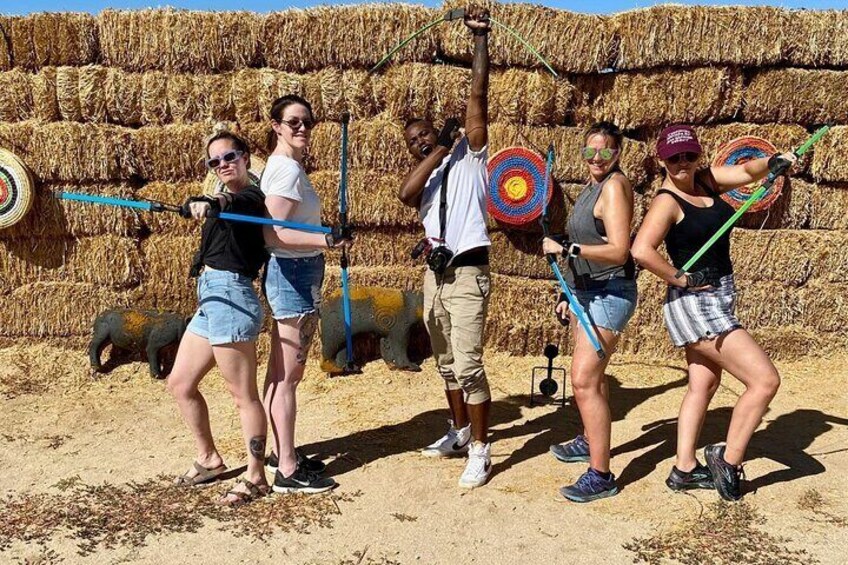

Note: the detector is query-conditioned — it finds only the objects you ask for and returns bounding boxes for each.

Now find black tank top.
[658,177,735,277]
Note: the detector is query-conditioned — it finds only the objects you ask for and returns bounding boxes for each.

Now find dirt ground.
[1,343,846,565]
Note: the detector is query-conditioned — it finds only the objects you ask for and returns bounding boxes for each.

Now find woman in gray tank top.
[542,121,638,503]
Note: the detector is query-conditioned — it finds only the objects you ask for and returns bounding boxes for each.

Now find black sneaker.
[265,449,326,475]
[272,467,336,494]
[666,461,715,491]
[704,444,744,501]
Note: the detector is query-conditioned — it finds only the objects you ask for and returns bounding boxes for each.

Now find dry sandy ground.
[1,343,846,564]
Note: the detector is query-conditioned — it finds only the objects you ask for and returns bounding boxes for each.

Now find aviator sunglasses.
[666,152,700,165]
[279,117,316,131]
[581,147,619,161]
[205,150,244,170]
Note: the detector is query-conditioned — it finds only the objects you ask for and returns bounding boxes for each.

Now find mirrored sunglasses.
[205,150,244,170]
[581,147,619,161]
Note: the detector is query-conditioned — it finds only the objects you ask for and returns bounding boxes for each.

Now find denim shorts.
[263,254,325,320]
[186,268,263,345]
[570,277,638,334]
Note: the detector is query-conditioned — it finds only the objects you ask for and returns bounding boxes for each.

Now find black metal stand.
[530,344,567,407]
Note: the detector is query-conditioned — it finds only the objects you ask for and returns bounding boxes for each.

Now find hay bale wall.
[0,4,846,362]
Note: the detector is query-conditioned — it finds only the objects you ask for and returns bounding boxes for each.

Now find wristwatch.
[568,243,582,258]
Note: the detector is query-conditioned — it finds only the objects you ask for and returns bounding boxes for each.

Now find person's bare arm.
[464,5,490,152]
[398,146,450,208]
[263,195,330,249]
[710,151,796,194]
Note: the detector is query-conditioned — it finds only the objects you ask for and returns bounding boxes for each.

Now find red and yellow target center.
[504,176,528,201]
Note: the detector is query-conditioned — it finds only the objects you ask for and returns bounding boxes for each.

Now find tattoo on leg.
[297,313,319,365]
[249,436,266,459]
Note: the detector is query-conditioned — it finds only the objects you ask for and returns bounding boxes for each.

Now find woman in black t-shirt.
[632,125,796,502]
[167,129,270,507]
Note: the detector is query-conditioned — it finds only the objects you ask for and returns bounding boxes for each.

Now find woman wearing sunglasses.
[261,95,352,494]
[541,121,638,502]
[167,129,270,507]
[631,124,796,501]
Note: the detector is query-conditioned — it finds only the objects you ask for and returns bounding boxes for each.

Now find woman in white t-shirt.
[261,95,352,494]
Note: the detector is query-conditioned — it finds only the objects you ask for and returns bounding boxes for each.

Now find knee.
[166,375,194,400]
[689,377,720,397]
[570,366,601,395]
[754,371,781,400]
[281,369,304,389]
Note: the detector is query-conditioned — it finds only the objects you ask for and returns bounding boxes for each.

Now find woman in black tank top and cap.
[631,124,797,501]
[542,122,637,503]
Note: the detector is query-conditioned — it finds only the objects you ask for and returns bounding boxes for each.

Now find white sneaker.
[421,420,471,458]
[459,441,492,489]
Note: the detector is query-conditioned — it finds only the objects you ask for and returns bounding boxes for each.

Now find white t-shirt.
[419,138,491,261]
[261,155,323,258]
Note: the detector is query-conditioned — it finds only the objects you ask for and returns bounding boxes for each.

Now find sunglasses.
[581,147,619,161]
[279,117,316,131]
[666,152,700,165]
[205,150,244,170]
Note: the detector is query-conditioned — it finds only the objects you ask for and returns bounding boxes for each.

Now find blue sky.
[3,1,846,16]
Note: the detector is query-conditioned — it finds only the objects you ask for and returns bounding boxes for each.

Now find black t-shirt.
[190,185,268,279]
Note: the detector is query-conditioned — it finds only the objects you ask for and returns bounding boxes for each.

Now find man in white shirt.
[398,5,493,489]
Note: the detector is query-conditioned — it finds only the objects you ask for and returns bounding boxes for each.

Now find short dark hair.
[584,121,623,149]
[404,117,430,131]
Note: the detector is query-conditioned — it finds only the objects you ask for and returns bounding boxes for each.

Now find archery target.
[202,155,266,196]
[0,148,34,230]
[487,147,552,225]
[712,136,784,213]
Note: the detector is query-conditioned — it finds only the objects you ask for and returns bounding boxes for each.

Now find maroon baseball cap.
[656,125,703,160]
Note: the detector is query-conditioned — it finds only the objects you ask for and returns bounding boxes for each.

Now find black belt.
[450,246,489,268]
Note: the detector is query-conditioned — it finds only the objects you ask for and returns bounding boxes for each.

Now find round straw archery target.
[487,147,552,225]
[712,136,784,213]
[202,155,266,196]
[0,148,34,230]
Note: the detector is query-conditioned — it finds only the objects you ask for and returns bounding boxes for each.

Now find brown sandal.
[174,461,228,487]
[217,478,271,508]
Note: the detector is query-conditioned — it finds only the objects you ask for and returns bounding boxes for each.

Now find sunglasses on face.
[581,147,619,161]
[666,152,700,165]
[205,150,244,170]
[279,117,315,131]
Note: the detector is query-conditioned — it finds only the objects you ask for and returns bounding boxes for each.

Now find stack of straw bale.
[0,5,846,360]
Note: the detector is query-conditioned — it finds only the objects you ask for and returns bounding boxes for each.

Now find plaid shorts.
[663,274,742,347]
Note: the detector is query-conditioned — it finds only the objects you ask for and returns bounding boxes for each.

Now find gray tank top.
[565,172,635,287]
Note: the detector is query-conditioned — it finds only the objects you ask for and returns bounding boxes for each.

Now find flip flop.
[216,478,271,508]
[174,461,228,487]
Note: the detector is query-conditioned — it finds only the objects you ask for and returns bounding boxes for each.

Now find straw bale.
[744,69,848,125]
[694,123,811,175]
[342,69,381,120]
[0,121,33,155]
[731,229,831,286]
[725,178,813,230]
[377,63,469,124]
[55,66,82,122]
[9,13,98,69]
[0,68,32,122]
[231,69,261,124]
[810,183,848,230]
[78,65,108,122]
[98,9,262,72]
[139,234,198,299]
[573,67,742,130]
[105,69,143,126]
[166,74,199,124]
[263,5,439,72]
[0,17,12,71]
[0,236,142,289]
[439,1,612,74]
[489,123,651,185]
[736,279,848,333]
[489,68,564,126]
[750,325,847,362]
[196,74,235,123]
[610,6,786,70]
[131,124,208,181]
[309,170,417,227]
[0,282,134,337]
[0,182,140,240]
[31,67,59,122]
[141,72,170,125]
[135,181,205,236]
[811,126,848,183]
[308,117,412,172]
[783,10,848,67]
[24,122,136,182]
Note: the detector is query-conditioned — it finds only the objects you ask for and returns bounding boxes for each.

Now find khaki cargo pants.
[422,265,492,405]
